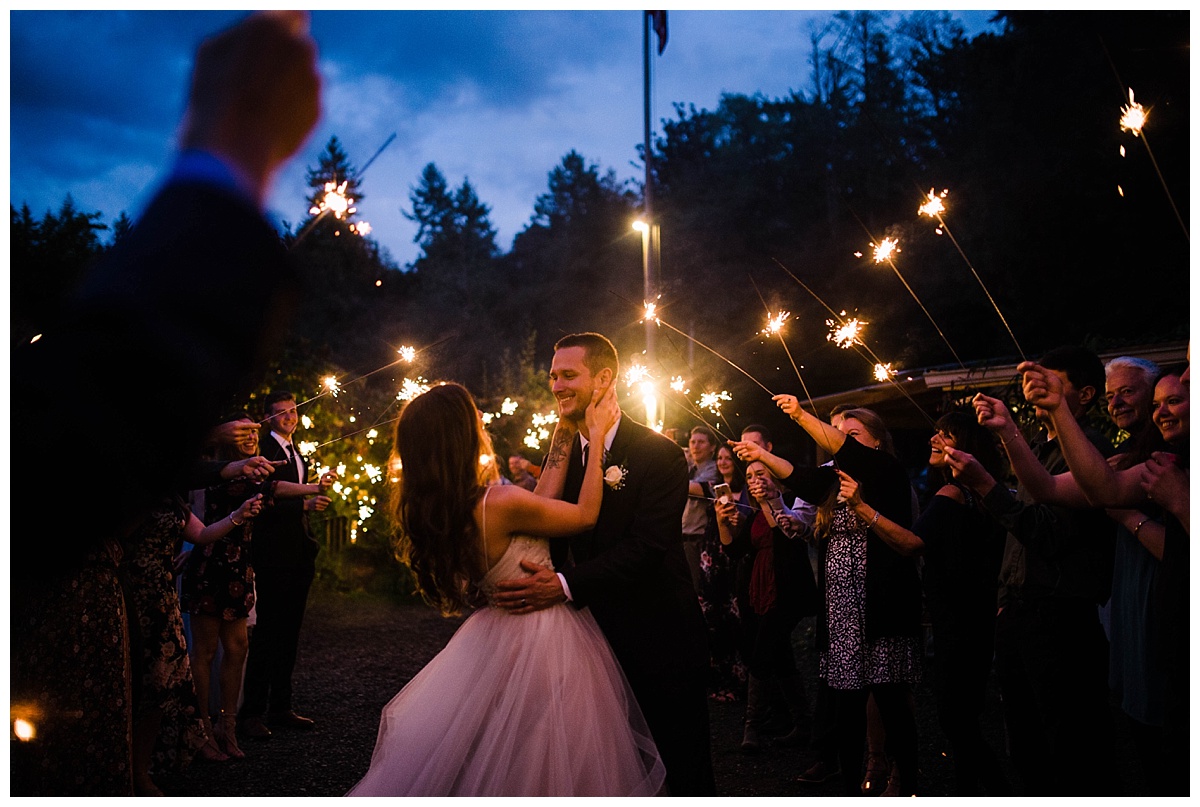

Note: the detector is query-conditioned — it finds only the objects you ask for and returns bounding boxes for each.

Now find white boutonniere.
[603,464,628,490]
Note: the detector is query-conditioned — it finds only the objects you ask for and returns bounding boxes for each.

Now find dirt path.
[160,586,1138,797]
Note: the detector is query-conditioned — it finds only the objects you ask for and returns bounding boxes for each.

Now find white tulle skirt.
[346,602,666,797]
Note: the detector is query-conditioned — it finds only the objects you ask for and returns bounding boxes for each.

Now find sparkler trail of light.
[1117,88,1189,241]
[918,189,1027,361]
[766,259,938,428]
[651,314,775,397]
[863,236,968,371]
[749,275,841,465]
[874,363,897,383]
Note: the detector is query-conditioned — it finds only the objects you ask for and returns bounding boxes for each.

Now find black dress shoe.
[268,710,315,730]
[239,716,273,740]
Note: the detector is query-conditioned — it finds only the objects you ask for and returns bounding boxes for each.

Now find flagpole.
[642,11,656,370]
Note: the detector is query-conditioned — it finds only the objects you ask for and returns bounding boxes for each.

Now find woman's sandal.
[197,717,229,763]
[215,712,246,759]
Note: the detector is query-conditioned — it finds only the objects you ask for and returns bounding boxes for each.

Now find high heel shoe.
[197,717,229,763]
[215,713,245,759]
[861,752,889,795]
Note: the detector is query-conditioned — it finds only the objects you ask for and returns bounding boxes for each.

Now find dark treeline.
[13,11,1189,430]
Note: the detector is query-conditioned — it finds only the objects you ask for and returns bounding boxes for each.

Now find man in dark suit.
[238,390,323,738]
[494,332,715,795]
[11,12,319,794]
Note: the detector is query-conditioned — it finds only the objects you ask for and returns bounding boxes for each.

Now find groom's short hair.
[554,332,618,376]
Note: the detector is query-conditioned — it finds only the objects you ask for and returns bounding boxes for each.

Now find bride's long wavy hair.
[390,382,492,616]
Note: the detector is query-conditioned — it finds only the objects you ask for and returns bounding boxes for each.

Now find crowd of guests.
[671,345,1189,797]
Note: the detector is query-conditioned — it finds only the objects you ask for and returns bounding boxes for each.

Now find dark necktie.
[582,442,589,469]
[286,443,298,481]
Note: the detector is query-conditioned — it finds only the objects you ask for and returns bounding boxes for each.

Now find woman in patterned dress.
[122,492,266,795]
[180,415,335,760]
[745,398,924,796]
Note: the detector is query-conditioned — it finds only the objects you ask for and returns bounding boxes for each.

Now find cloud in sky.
[9,10,1001,268]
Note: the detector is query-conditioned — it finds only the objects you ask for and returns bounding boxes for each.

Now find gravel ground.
[159,585,1139,798]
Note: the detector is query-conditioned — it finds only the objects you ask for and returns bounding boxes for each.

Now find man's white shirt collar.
[579,415,621,463]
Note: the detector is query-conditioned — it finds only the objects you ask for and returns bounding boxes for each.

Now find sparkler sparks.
[397,345,416,363]
[309,181,357,219]
[350,221,372,236]
[642,301,660,324]
[698,390,732,415]
[918,188,948,219]
[625,362,651,388]
[871,237,900,264]
[322,376,341,397]
[1119,88,1147,137]
[761,310,791,336]
[670,375,689,395]
[500,397,518,416]
[397,377,431,402]
[827,316,867,349]
[874,363,897,383]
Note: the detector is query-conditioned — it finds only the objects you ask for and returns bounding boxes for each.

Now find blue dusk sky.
[8,9,1002,269]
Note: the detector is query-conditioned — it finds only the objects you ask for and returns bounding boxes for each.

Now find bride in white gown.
[346,382,665,797]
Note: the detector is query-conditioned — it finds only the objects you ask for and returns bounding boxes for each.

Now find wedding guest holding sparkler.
[180,412,334,761]
[10,11,320,795]
[954,352,1189,795]
[744,401,923,796]
[829,411,1013,795]
[682,425,722,596]
[122,492,269,795]
[716,460,817,754]
[940,346,1117,795]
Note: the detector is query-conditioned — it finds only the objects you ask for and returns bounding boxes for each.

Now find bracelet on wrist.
[230,513,244,527]
[1133,517,1152,540]
[869,510,881,529]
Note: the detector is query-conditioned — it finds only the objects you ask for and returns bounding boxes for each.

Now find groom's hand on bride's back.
[492,560,566,614]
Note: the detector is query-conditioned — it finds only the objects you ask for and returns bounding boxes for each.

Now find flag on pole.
[647,10,667,55]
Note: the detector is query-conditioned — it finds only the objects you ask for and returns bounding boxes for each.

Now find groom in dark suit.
[495,332,715,795]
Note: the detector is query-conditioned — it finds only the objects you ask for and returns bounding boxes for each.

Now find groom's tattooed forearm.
[545,426,574,469]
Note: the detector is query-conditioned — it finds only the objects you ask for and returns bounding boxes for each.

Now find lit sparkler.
[917,188,947,219]
[651,313,774,396]
[670,375,689,395]
[912,188,1027,361]
[1117,87,1188,240]
[871,237,899,264]
[642,301,660,324]
[625,362,651,388]
[698,390,732,415]
[874,363,897,383]
[861,234,967,370]
[350,221,372,237]
[1119,88,1147,137]
[500,397,518,416]
[309,181,357,220]
[397,377,431,402]
[322,376,341,397]
[827,316,867,349]
[397,345,416,363]
[761,310,790,336]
